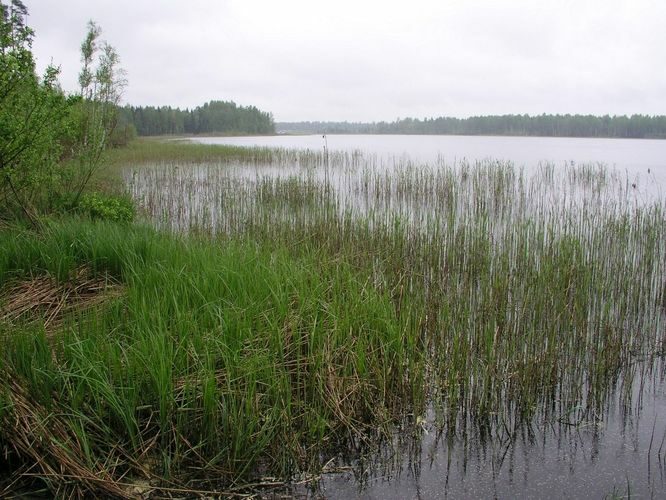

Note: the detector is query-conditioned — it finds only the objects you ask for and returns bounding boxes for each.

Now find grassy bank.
[0,218,424,496]
[1,139,665,496]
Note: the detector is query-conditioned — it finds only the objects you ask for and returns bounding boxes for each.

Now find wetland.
[119,135,666,497]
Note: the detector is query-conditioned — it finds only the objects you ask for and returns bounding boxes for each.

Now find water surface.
[192,134,666,181]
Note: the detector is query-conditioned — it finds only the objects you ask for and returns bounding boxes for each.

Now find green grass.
[0,218,424,495]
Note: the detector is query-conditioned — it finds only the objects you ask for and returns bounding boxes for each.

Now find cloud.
[27,0,666,121]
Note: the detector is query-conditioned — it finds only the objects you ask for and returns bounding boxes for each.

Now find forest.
[278,114,666,138]
[119,100,275,137]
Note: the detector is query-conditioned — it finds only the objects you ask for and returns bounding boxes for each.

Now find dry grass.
[0,268,129,497]
[0,267,122,334]
[0,368,132,498]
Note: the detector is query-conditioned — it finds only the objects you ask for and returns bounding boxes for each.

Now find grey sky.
[28,0,666,122]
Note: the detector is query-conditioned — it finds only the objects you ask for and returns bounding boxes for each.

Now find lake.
[192,134,666,186]
[128,135,666,498]
[312,367,666,499]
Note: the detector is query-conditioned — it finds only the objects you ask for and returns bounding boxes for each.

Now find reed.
[121,144,666,431]
[1,139,664,495]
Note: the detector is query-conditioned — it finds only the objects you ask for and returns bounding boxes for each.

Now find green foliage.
[63,20,126,203]
[108,121,137,148]
[0,0,68,222]
[0,5,126,225]
[124,146,666,429]
[77,192,134,222]
[1,147,665,493]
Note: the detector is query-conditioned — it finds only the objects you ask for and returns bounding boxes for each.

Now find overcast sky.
[27,0,666,122]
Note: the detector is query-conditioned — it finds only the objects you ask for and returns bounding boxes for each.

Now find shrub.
[78,193,135,222]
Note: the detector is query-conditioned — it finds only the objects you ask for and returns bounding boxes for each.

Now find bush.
[77,193,135,222]
[0,2,68,223]
[109,123,137,148]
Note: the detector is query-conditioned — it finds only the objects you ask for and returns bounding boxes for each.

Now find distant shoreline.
[275,114,666,140]
[160,131,666,141]
[273,131,666,141]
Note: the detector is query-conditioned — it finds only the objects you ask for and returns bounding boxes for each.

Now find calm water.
[169,135,666,498]
[192,134,666,185]
[308,369,666,499]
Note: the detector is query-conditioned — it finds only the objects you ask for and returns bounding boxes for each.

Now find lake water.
[172,135,666,498]
[192,134,666,190]
[308,371,666,499]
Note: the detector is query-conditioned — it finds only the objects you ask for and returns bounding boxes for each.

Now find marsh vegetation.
[122,140,666,495]
[6,139,664,496]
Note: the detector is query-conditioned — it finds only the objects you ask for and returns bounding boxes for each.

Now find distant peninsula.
[119,100,275,137]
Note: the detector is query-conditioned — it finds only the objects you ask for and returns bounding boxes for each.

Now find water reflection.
[191,134,666,185]
[310,363,666,498]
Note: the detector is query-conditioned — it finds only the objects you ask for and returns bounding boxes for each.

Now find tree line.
[277,114,666,139]
[118,100,275,137]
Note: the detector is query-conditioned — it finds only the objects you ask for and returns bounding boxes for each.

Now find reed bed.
[1,141,664,495]
[123,146,666,429]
